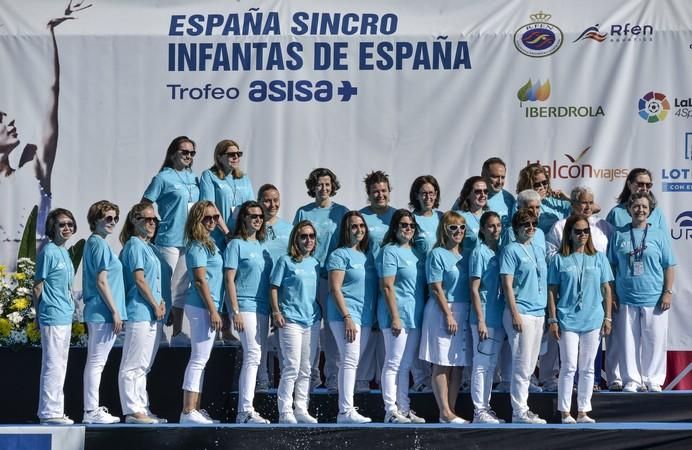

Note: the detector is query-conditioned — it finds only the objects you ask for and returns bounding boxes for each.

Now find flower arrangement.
[0,258,87,348]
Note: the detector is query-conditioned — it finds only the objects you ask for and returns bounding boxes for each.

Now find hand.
[166,307,175,327]
[155,303,165,321]
[391,318,402,337]
[549,322,560,340]
[611,293,619,312]
[478,321,489,341]
[112,313,123,335]
[601,320,612,336]
[445,313,458,336]
[272,312,285,328]
[344,317,357,343]
[210,310,223,331]
[232,313,245,332]
[659,292,672,312]
[512,314,523,333]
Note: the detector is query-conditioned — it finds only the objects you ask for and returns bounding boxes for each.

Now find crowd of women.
[32,136,676,426]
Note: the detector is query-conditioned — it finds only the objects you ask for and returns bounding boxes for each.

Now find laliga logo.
[514,11,563,58]
[671,211,692,240]
[517,79,551,105]
[638,91,670,123]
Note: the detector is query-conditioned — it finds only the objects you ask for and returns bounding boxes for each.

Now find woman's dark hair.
[288,220,317,261]
[457,176,488,212]
[160,135,196,171]
[363,170,392,195]
[233,201,267,241]
[337,210,369,252]
[511,208,538,234]
[119,202,157,245]
[305,168,340,198]
[478,211,501,243]
[45,208,77,241]
[627,191,657,213]
[382,209,418,246]
[408,175,440,211]
[617,168,653,204]
[560,214,596,256]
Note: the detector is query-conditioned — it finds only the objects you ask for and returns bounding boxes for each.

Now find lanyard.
[571,253,586,310]
[629,224,648,261]
[224,175,239,207]
[519,241,542,293]
[175,169,194,202]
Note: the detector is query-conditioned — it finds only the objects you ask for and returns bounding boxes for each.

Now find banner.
[0,426,84,450]
[1,0,691,350]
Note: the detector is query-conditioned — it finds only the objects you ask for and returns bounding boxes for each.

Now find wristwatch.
[663,289,673,295]
[547,318,558,325]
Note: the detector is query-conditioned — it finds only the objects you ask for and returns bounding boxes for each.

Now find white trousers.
[237,312,269,413]
[158,245,192,346]
[470,325,506,412]
[605,308,622,384]
[618,303,668,387]
[311,278,338,385]
[329,321,372,413]
[38,325,71,419]
[356,328,385,385]
[503,310,544,416]
[118,320,160,415]
[381,328,420,413]
[182,305,216,393]
[277,322,320,413]
[539,331,560,384]
[557,329,601,412]
[84,322,117,411]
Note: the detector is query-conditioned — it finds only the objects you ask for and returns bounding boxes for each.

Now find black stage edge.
[3,347,692,424]
[83,424,692,450]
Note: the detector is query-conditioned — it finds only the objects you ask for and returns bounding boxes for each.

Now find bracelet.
[547,318,558,325]
[272,312,281,316]
[343,314,352,320]
[604,317,612,322]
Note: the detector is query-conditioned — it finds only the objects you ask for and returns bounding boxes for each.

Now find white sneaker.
[125,414,158,424]
[541,381,558,392]
[528,383,543,393]
[354,380,371,393]
[337,408,372,424]
[279,412,297,424]
[512,411,546,424]
[487,410,506,423]
[40,415,74,425]
[180,409,212,424]
[236,410,270,424]
[473,410,500,424]
[83,407,120,424]
[577,415,596,424]
[494,381,511,392]
[145,408,168,424]
[410,382,433,393]
[294,409,318,424]
[561,415,576,424]
[384,410,411,424]
[198,409,220,423]
[440,416,469,424]
[401,410,425,424]
[646,383,662,392]
[608,381,623,391]
[623,382,639,392]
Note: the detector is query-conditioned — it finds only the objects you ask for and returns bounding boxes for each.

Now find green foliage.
[17,205,38,262]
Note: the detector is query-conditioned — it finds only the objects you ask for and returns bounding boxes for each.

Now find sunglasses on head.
[202,214,220,223]
[224,151,243,159]
[103,215,119,224]
[179,149,196,157]
[299,233,316,240]
[573,227,590,236]
[447,224,466,232]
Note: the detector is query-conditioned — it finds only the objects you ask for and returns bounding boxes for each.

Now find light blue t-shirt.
[265,218,293,264]
[293,202,349,273]
[270,255,321,327]
[413,210,443,254]
[143,167,199,248]
[548,252,613,332]
[426,247,470,303]
[457,210,484,256]
[151,244,173,321]
[538,197,572,234]
[326,247,375,326]
[469,242,504,329]
[35,242,75,326]
[223,238,272,315]
[607,225,676,307]
[501,227,547,258]
[377,245,422,329]
[499,241,548,316]
[199,170,254,250]
[83,234,128,323]
[359,205,396,261]
[120,236,163,322]
[487,190,516,229]
[185,241,224,310]
[606,203,668,230]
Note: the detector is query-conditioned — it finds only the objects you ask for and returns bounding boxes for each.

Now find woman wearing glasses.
[548,215,613,423]
[453,176,489,256]
[200,139,254,250]
[516,163,571,235]
[180,201,224,424]
[500,208,547,424]
[379,209,425,424]
[270,220,321,424]
[82,200,127,424]
[606,168,667,229]
[607,192,675,393]
[118,203,167,424]
[419,211,470,424]
[34,208,78,425]
[469,211,505,424]
[224,201,272,424]
[143,136,200,342]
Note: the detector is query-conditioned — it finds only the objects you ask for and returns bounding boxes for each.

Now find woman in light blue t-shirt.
[34,208,78,425]
[548,214,613,424]
[117,202,167,425]
[224,201,272,424]
[327,211,373,424]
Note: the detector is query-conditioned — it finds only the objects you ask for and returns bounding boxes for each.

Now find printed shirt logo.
[514,11,563,58]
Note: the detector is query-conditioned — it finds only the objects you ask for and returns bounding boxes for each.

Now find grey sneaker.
[402,409,426,424]
[384,410,411,424]
[236,410,270,424]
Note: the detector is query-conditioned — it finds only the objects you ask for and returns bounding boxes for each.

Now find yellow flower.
[72,322,86,337]
[11,297,30,311]
[26,321,41,343]
[0,265,6,274]
[0,318,11,337]
[13,273,26,281]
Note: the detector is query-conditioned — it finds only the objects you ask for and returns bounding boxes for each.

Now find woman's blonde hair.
[119,202,156,245]
[185,200,217,252]
[435,211,465,250]
[288,220,317,262]
[210,139,244,180]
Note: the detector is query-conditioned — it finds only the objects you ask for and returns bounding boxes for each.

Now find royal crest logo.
[514,11,563,58]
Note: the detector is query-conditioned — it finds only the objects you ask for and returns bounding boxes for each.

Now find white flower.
[27,307,36,319]
[7,311,22,325]
[16,287,31,296]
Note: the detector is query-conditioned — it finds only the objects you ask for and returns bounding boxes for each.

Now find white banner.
[1,0,691,349]
[0,426,84,450]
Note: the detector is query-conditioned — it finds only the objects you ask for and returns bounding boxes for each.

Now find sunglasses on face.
[473,189,488,195]
[573,227,590,236]
[398,222,415,230]
[447,224,466,232]
[532,180,549,189]
[248,214,264,220]
[202,214,220,223]
[520,221,538,229]
[136,216,158,224]
[58,221,75,229]
[299,233,316,241]
[350,223,367,231]
[103,215,119,224]
[224,151,243,159]
[418,191,436,198]
[634,182,653,189]
[179,149,196,157]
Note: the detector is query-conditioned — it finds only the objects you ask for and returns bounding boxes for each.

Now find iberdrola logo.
[517,79,551,106]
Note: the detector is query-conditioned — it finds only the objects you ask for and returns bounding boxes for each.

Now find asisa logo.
[517,79,551,104]
[518,79,605,119]
[527,146,629,182]
[638,91,670,123]
[671,211,692,240]
[514,11,563,58]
